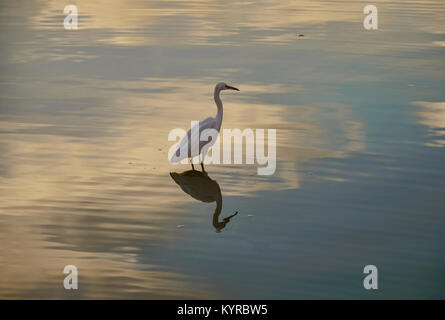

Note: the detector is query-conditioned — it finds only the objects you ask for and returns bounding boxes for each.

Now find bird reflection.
[170,170,238,232]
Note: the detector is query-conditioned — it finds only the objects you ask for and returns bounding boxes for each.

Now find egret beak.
[226,85,239,91]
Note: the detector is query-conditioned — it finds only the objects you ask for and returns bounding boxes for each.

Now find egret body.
[170,82,239,171]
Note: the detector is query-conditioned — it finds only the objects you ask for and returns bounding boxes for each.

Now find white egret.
[170,82,239,172]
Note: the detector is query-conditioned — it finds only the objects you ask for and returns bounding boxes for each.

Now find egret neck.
[214,86,223,131]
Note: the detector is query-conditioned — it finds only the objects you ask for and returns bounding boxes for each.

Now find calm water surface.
[0,0,444,298]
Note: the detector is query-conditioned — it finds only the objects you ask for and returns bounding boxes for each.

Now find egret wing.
[170,117,218,162]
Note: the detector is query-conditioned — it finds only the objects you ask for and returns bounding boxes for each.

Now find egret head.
[215,82,239,92]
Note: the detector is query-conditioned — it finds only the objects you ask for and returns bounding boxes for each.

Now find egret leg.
[191,163,195,171]
[199,154,207,173]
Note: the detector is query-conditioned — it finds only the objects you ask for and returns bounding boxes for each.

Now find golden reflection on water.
[0,76,365,201]
[4,0,442,49]
[28,0,359,32]
[0,74,365,297]
[0,215,218,298]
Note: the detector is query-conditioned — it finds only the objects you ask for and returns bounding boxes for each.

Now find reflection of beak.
[226,85,239,91]
[223,211,238,222]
